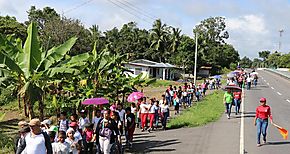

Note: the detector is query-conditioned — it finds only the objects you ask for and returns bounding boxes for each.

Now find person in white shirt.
[58,112,69,132]
[139,99,149,132]
[92,109,102,131]
[65,128,80,154]
[24,119,52,154]
[160,101,169,130]
[148,99,155,132]
[116,103,126,135]
[246,75,252,90]
[68,122,82,142]
[78,110,90,131]
[52,131,70,154]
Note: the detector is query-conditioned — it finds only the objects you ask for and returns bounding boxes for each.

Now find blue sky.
[1,0,290,58]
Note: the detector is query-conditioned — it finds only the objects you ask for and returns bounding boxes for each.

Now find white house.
[124,59,178,80]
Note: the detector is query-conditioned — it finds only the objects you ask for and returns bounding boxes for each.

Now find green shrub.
[0,87,15,106]
[168,90,224,129]
[0,131,14,153]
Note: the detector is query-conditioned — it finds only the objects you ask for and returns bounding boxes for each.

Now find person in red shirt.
[233,91,242,114]
[254,97,273,147]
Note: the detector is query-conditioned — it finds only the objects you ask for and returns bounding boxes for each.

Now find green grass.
[0,99,18,111]
[0,112,6,121]
[0,131,14,153]
[168,90,224,129]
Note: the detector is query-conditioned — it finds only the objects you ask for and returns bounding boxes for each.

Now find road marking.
[271,87,274,89]
[267,83,270,85]
[240,88,245,154]
[286,99,290,103]
[277,92,282,95]
[264,79,266,82]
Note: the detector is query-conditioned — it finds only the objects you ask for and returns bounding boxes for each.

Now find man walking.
[24,118,52,154]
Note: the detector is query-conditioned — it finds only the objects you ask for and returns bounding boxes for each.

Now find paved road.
[243,70,290,154]
[125,70,290,154]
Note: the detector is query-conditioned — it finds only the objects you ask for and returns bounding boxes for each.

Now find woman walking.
[160,101,169,130]
[254,97,273,147]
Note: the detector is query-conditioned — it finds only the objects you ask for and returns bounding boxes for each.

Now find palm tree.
[170,27,182,53]
[150,19,169,62]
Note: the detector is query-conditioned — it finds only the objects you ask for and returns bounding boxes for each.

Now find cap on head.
[260,97,266,102]
[18,121,28,127]
[29,119,41,126]
[69,122,78,127]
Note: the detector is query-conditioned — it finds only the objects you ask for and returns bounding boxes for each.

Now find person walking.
[246,75,252,90]
[160,101,169,130]
[124,107,135,148]
[254,97,273,147]
[95,110,119,154]
[233,91,242,114]
[139,98,149,132]
[24,119,52,154]
[223,89,233,119]
[148,99,155,132]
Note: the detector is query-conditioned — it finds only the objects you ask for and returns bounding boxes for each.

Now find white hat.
[66,127,75,135]
[41,119,52,125]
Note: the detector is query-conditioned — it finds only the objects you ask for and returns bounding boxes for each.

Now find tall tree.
[0,16,27,41]
[258,50,271,61]
[239,56,252,68]
[170,27,182,53]
[149,19,170,62]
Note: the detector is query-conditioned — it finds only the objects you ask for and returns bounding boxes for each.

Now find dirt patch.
[140,86,166,100]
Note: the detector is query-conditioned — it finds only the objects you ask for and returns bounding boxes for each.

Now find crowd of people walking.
[14,78,220,154]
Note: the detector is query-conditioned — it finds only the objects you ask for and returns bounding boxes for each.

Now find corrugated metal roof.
[128,59,177,68]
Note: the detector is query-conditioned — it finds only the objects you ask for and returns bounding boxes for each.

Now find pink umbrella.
[127,92,144,102]
[82,97,109,105]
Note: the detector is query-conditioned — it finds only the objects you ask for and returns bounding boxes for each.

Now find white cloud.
[227,15,268,34]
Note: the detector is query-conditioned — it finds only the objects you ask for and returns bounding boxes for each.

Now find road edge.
[240,87,245,154]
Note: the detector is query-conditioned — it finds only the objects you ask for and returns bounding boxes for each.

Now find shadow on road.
[234,111,256,119]
[267,141,290,145]
[125,133,181,153]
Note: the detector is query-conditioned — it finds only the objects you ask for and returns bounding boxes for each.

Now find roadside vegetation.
[168,90,224,129]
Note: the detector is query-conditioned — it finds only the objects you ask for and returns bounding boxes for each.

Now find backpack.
[58,119,69,131]
[99,120,112,139]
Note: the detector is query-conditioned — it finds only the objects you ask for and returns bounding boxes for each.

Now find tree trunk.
[23,96,28,117]
[18,94,21,109]
[38,99,44,121]
[27,101,35,120]
[122,92,125,104]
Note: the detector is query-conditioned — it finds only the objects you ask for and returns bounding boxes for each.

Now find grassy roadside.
[167,90,224,129]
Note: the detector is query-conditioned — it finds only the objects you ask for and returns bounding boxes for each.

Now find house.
[197,66,212,78]
[124,59,178,80]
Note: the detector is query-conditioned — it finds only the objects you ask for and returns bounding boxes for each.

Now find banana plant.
[0,22,89,120]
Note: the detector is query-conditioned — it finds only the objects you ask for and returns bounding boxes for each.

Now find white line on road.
[240,88,245,154]
[286,99,290,103]
[277,92,282,95]
[267,83,270,85]
[271,87,274,89]
[264,79,267,82]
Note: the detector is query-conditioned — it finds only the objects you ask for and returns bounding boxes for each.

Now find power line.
[122,0,159,20]
[115,0,157,21]
[64,0,95,14]
[106,0,152,24]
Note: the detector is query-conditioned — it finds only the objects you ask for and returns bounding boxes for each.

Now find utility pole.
[194,32,198,86]
[278,29,284,51]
